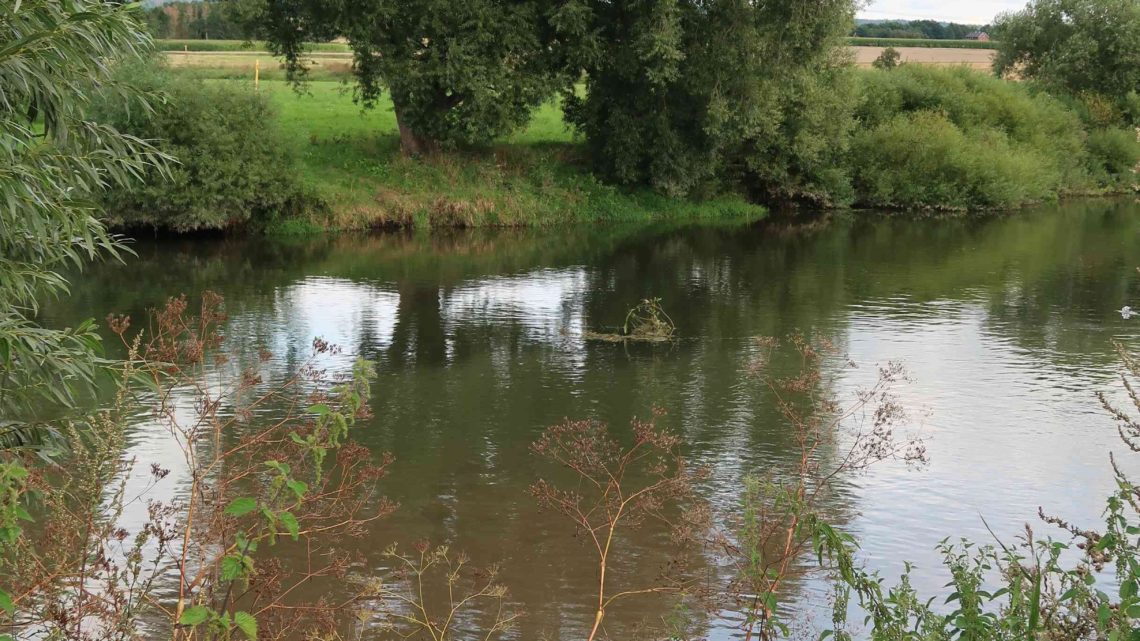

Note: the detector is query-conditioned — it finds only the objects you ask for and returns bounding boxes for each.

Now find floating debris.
[1123,306,1135,320]
[585,298,676,343]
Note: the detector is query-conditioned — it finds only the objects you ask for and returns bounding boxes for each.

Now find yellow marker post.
[254,59,260,91]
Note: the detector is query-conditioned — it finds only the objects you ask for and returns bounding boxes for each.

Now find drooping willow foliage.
[0,0,168,438]
[1,3,167,630]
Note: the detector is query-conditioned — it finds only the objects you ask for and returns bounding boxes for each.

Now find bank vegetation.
[70,0,1140,232]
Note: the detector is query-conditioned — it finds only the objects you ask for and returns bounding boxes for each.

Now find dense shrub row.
[766,65,1140,211]
[846,66,1140,209]
[90,62,320,232]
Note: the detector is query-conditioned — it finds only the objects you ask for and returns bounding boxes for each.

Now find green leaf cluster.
[1,0,169,431]
[1,0,169,632]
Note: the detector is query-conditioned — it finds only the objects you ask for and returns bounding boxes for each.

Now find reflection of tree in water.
[388,280,449,368]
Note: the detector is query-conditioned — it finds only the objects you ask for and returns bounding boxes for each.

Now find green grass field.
[847,37,999,49]
[242,79,763,231]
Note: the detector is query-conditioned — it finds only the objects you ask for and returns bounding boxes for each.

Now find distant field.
[164,45,997,78]
[164,51,353,81]
[159,38,999,54]
[847,37,999,50]
[851,46,995,70]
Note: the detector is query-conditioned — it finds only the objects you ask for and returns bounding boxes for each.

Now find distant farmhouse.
[965,31,990,41]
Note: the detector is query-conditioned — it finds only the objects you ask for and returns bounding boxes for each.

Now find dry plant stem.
[134,294,392,639]
[731,335,924,641]
[368,543,520,640]
[531,413,704,641]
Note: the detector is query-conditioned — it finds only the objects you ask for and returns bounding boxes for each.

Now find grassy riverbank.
[105,62,1134,233]
[254,80,765,232]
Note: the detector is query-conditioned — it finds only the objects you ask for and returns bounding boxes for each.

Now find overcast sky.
[858,0,1028,24]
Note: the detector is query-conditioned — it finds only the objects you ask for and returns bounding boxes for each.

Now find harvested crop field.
[851,46,995,69]
[163,47,998,76]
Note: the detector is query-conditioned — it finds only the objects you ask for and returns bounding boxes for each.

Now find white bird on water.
[1123,306,1135,320]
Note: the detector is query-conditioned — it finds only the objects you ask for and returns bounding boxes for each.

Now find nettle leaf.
[307,403,330,416]
[279,511,300,540]
[0,587,13,615]
[221,554,253,581]
[264,460,290,476]
[286,479,308,500]
[179,605,210,627]
[0,526,20,545]
[234,610,258,640]
[224,497,257,517]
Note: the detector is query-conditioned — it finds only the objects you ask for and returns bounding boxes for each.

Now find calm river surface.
[47,199,1140,639]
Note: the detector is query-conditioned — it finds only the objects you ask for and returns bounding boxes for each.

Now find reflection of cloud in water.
[441,268,587,337]
[269,277,401,352]
[441,268,589,374]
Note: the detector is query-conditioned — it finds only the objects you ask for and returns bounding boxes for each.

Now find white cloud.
[858,0,1028,24]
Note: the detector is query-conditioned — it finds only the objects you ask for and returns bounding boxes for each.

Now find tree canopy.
[555,0,857,200]
[247,0,559,154]
[853,19,986,40]
[994,0,1140,112]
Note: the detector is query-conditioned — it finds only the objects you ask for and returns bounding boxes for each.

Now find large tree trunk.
[393,103,433,157]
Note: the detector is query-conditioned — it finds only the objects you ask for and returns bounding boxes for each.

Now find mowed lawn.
[237,79,760,229]
[263,80,572,148]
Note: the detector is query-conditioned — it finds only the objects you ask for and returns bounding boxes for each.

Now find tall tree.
[246,0,559,154]
[994,0,1140,108]
[553,0,857,202]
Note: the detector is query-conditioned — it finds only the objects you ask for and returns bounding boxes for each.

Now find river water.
[46,199,1140,639]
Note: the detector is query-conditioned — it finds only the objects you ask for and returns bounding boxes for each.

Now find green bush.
[740,66,857,207]
[847,66,1138,208]
[872,47,902,70]
[851,110,1056,209]
[90,62,320,232]
[1086,127,1140,179]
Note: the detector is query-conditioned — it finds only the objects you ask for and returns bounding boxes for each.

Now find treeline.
[93,0,1140,231]
[246,0,1137,205]
[141,1,242,39]
[853,19,987,39]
